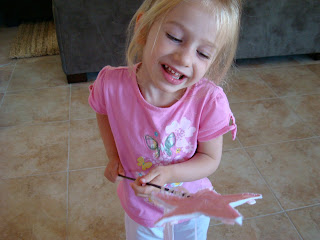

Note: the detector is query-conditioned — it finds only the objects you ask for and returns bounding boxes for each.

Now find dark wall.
[1,0,53,26]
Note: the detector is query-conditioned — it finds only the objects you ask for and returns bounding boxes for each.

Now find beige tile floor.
[0,27,319,240]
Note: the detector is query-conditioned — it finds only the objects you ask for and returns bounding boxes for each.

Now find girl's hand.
[104,158,125,183]
[130,166,169,197]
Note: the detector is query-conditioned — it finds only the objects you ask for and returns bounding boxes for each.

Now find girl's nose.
[173,47,193,67]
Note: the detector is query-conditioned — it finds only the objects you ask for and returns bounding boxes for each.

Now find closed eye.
[197,50,210,60]
[166,33,182,43]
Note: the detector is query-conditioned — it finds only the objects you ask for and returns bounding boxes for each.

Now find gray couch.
[53,0,320,83]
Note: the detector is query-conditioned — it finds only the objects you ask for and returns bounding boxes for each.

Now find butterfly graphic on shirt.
[137,157,152,170]
[145,133,176,158]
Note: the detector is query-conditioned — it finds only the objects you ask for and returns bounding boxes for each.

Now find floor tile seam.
[281,95,319,137]
[223,146,243,152]
[0,119,70,130]
[283,211,304,240]
[229,96,282,104]
[229,91,320,104]
[5,84,70,94]
[68,166,105,173]
[0,61,17,108]
[0,62,13,68]
[1,170,68,180]
[240,160,308,240]
[255,72,281,99]
[209,210,285,226]
[66,84,71,240]
[70,116,97,122]
[278,92,320,99]
[255,66,320,99]
[237,142,286,213]
[238,136,320,150]
[285,202,320,212]
[0,166,107,180]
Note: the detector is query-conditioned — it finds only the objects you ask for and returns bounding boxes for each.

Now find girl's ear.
[135,13,147,45]
[136,13,144,25]
[134,12,144,33]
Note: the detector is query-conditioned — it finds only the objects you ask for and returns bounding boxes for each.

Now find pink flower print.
[150,158,162,166]
[183,142,194,154]
[165,117,196,152]
[158,154,172,163]
[175,129,185,139]
[173,155,183,162]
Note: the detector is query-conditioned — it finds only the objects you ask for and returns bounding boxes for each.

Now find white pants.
[125,213,210,240]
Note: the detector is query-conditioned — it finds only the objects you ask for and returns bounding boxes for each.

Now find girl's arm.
[131,135,223,195]
[96,113,125,182]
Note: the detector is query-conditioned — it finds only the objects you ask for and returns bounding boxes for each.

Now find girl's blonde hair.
[126,0,242,85]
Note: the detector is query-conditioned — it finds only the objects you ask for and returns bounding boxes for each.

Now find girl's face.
[138,1,218,101]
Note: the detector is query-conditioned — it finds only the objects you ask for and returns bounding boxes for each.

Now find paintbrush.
[118,174,190,197]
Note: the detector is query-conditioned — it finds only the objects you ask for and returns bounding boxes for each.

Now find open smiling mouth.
[162,64,185,80]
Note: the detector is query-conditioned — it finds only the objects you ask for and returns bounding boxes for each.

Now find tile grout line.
[0,116,96,130]
[223,135,320,153]
[259,62,317,136]
[0,166,107,180]
[281,97,319,137]
[0,171,68,180]
[212,203,319,228]
[237,140,304,240]
[237,140,286,212]
[283,212,304,240]
[210,211,285,226]
[5,84,70,95]
[286,202,320,212]
[241,136,320,149]
[69,116,96,122]
[0,62,13,68]
[0,61,17,108]
[255,71,281,99]
[253,70,319,137]
[0,119,70,130]
[69,166,106,172]
[66,84,71,240]
[228,91,320,105]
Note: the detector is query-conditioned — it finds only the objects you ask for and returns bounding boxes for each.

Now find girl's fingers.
[118,162,125,176]
[104,160,122,183]
[130,179,155,197]
[140,167,160,184]
[137,193,150,198]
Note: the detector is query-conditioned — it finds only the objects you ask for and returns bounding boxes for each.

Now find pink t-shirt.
[88,64,237,227]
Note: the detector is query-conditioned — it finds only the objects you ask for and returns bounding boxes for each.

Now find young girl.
[89,0,241,239]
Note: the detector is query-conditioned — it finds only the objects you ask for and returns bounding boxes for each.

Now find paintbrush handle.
[118,174,190,197]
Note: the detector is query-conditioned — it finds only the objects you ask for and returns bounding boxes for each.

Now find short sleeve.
[198,90,237,142]
[88,67,110,115]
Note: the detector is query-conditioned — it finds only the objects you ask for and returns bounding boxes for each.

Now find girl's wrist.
[164,164,177,184]
[107,155,120,164]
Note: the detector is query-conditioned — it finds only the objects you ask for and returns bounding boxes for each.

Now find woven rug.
[9,21,59,59]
